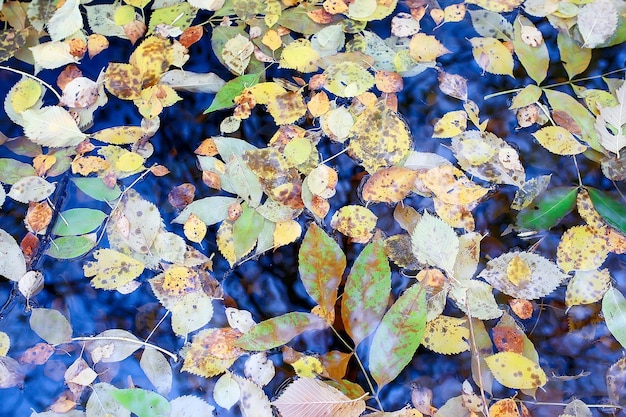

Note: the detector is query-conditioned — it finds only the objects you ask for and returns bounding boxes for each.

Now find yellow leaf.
[264,0,281,27]
[104,63,143,100]
[249,82,287,105]
[83,249,145,290]
[184,213,207,243]
[217,220,237,267]
[577,188,605,228]
[308,91,331,117]
[453,137,496,165]
[115,151,145,172]
[324,61,375,98]
[0,332,10,356]
[262,29,282,51]
[565,268,611,307]
[161,265,198,296]
[114,4,135,26]
[267,91,307,125]
[506,254,531,287]
[557,225,609,272]
[330,205,377,243]
[182,328,245,378]
[433,198,475,232]
[421,165,488,205]
[284,136,312,166]
[532,126,587,155]
[484,352,546,389]
[464,0,522,12]
[279,39,320,73]
[361,166,419,203]
[432,110,467,138]
[92,126,146,145]
[273,220,302,248]
[409,33,451,62]
[489,399,520,417]
[71,156,111,176]
[469,37,514,77]
[291,356,324,378]
[422,315,470,355]
[129,36,173,86]
[10,78,42,113]
[444,3,466,22]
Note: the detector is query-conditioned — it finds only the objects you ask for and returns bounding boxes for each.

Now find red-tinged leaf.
[341,233,391,346]
[298,223,346,324]
[587,187,626,235]
[517,186,578,230]
[544,89,601,152]
[369,283,427,388]
[234,312,328,351]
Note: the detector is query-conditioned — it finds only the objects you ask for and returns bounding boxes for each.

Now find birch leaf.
[603,287,626,349]
[47,0,82,41]
[341,234,391,345]
[272,377,366,417]
[485,352,546,389]
[159,70,225,93]
[595,83,626,157]
[411,212,459,274]
[83,249,145,290]
[30,41,79,70]
[577,0,618,48]
[468,37,514,77]
[22,106,86,147]
[299,223,346,325]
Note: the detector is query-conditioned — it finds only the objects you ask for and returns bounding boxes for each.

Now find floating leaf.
[341,234,391,345]
[299,223,346,324]
[533,126,587,155]
[0,229,27,282]
[468,10,513,41]
[603,287,626,349]
[369,283,426,388]
[280,39,320,73]
[72,177,121,202]
[544,89,600,152]
[595,83,626,157]
[557,225,609,272]
[169,395,215,417]
[213,372,240,410]
[557,32,591,79]
[422,315,469,355]
[566,269,611,307]
[110,388,170,417]
[22,106,86,147]
[160,70,225,94]
[409,33,450,63]
[421,165,488,206]
[330,205,378,243]
[232,373,273,417]
[465,0,522,12]
[83,249,145,290]
[484,352,546,389]
[30,308,72,345]
[450,279,502,320]
[513,17,548,84]
[479,251,568,299]
[362,166,418,203]
[587,187,626,234]
[411,212,459,274]
[577,0,618,48]
[182,328,245,377]
[235,312,327,351]
[272,377,366,417]
[205,72,261,114]
[517,186,578,230]
[324,61,374,98]
[52,208,107,236]
[432,110,467,138]
[47,234,97,259]
[468,37,514,77]
[8,176,55,203]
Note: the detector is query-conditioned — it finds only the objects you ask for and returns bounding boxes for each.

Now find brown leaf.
[25,201,53,234]
[179,26,204,48]
[168,183,196,210]
[57,64,82,91]
[18,343,55,365]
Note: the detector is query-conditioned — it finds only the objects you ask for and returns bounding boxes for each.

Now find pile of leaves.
[1,0,626,415]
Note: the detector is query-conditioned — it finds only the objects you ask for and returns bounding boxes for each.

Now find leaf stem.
[484,67,626,100]
[0,65,63,102]
[70,336,178,362]
[329,325,384,411]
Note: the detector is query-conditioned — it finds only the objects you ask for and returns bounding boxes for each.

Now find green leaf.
[110,388,170,417]
[544,89,601,152]
[147,2,197,34]
[557,32,591,79]
[172,196,237,225]
[30,308,72,344]
[369,283,426,388]
[517,186,578,230]
[298,223,347,324]
[0,158,36,185]
[232,203,263,258]
[603,287,626,350]
[71,177,121,202]
[52,208,107,236]
[513,17,549,84]
[341,233,390,346]
[509,84,542,109]
[234,312,328,351]
[278,4,327,35]
[587,187,626,234]
[46,234,97,259]
[204,73,261,114]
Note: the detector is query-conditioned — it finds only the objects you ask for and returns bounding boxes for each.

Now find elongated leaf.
[234,312,328,351]
[0,158,36,185]
[513,17,549,84]
[369,284,426,388]
[72,177,122,202]
[299,223,346,324]
[484,352,546,389]
[91,126,145,145]
[0,229,26,282]
[587,188,626,235]
[52,208,107,236]
[110,388,170,417]
[544,89,601,152]
[140,348,172,396]
[204,72,261,114]
[603,287,626,349]
[46,234,97,259]
[30,308,72,345]
[172,196,237,225]
[557,32,591,79]
[233,204,263,258]
[341,234,390,345]
[160,70,225,93]
[517,186,578,230]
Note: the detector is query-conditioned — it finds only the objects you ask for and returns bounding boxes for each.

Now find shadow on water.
[0,4,626,417]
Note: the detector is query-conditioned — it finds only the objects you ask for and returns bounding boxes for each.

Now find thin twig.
[0,65,63,102]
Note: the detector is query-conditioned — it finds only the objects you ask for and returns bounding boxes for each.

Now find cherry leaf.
[30,308,72,345]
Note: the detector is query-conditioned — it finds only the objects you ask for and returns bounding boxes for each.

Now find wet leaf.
[47,234,97,259]
[604,286,626,349]
[369,283,426,388]
[280,39,320,73]
[298,223,345,324]
[450,279,502,320]
[484,352,546,389]
[566,269,611,307]
[140,348,172,396]
[362,166,418,203]
[422,315,469,355]
[411,212,459,274]
[438,71,468,101]
[272,377,366,417]
[83,249,145,290]
[479,251,568,299]
[513,17,548,84]
[244,351,275,387]
[30,308,72,345]
[465,0,522,12]
[235,312,328,351]
[205,72,261,114]
[110,388,170,417]
[421,165,488,206]
[586,187,626,234]
[468,10,512,41]
[232,373,273,417]
[213,372,240,410]
[169,395,215,417]
[182,328,245,377]
[342,234,390,345]
[330,205,378,243]
[71,177,121,202]
[468,37,514,77]
[0,228,27,282]
[409,33,450,63]
[517,186,578,230]
[557,225,609,272]
[557,32,591,80]
[595,83,626,157]
[52,208,107,236]
[0,158,36,185]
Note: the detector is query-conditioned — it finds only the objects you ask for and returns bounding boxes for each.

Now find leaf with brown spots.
[182,328,245,378]
[330,205,378,243]
[422,315,470,355]
[566,269,611,307]
[557,225,610,272]
[83,249,145,290]
[484,352,546,390]
[361,166,418,203]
